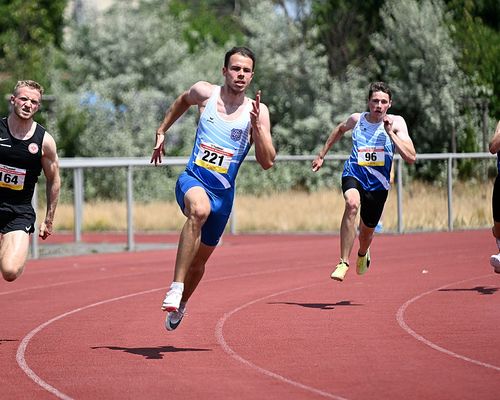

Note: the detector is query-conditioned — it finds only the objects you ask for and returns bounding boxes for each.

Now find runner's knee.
[493,225,500,239]
[185,201,210,224]
[1,262,24,282]
[345,198,360,217]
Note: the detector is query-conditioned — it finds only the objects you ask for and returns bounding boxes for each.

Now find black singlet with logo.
[0,117,45,214]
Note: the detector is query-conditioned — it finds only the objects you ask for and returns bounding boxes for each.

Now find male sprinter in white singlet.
[151,47,276,331]
[312,82,416,282]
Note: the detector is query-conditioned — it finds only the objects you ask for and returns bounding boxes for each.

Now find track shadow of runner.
[268,300,362,310]
[0,339,18,345]
[91,345,211,360]
[438,286,499,295]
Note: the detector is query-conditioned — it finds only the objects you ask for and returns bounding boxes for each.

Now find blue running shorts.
[175,171,234,246]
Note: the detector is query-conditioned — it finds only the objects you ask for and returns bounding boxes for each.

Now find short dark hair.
[368,82,392,101]
[224,46,255,70]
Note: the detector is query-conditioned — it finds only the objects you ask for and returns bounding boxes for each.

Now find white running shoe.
[490,253,500,273]
[161,288,182,312]
[165,303,186,331]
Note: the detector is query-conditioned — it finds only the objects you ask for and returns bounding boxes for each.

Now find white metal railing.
[30,152,496,258]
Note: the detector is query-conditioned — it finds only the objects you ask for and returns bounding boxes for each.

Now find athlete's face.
[223,54,254,93]
[10,87,42,121]
[368,91,391,121]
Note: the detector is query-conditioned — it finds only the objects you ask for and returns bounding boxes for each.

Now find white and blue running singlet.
[185,85,252,191]
[342,112,395,191]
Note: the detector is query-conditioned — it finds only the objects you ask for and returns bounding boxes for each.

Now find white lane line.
[1,263,313,296]
[16,287,163,400]
[0,260,167,296]
[215,282,349,400]
[396,274,500,371]
[16,264,326,399]
[0,270,161,296]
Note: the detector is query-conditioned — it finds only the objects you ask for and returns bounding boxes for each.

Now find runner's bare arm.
[312,114,359,172]
[151,81,214,165]
[40,133,60,239]
[383,115,416,164]
[250,90,275,170]
[489,120,500,154]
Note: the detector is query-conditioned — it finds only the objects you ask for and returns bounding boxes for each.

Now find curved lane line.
[2,264,312,296]
[396,274,500,372]
[215,282,349,400]
[0,270,163,296]
[16,264,326,399]
[16,288,162,400]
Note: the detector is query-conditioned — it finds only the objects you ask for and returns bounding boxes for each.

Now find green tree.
[0,0,66,117]
[56,1,222,155]
[234,0,372,192]
[371,0,479,157]
[445,0,500,121]
[240,1,333,152]
[309,0,384,77]
[53,1,225,199]
[54,0,352,195]
[168,0,244,51]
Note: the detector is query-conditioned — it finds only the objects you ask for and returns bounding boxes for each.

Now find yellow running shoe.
[331,260,349,282]
[356,248,371,275]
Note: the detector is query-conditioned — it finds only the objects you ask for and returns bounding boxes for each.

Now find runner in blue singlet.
[312,82,416,282]
[488,120,500,273]
[175,85,252,247]
[151,47,276,331]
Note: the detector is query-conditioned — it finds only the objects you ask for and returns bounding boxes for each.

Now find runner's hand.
[383,116,394,134]
[150,134,166,166]
[39,221,52,240]
[312,156,324,172]
[250,90,261,129]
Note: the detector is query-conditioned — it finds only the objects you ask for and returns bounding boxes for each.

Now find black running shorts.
[0,210,36,235]
[493,174,500,223]
[341,176,388,228]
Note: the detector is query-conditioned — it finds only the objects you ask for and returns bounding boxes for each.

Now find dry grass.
[48,180,493,233]
[52,201,186,231]
[384,180,492,231]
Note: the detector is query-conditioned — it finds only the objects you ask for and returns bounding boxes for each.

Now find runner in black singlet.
[0,80,60,282]
[489,120,500,273]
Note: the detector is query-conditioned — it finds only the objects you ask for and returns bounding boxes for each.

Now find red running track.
[1,230,499,399]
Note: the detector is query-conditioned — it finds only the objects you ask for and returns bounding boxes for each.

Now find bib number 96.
[358,148,384,167]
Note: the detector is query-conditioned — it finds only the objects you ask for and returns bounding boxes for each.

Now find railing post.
[229,202,237,235]
[126,165,135,251]
[447,156,454,231]
[73,168,84,242]
[396,157,404,234]
[31,184,39,259]
[230,211,237,234]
